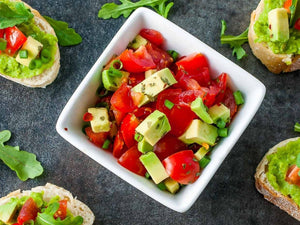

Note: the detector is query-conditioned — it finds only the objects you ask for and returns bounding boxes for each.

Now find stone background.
[0,0,300,224]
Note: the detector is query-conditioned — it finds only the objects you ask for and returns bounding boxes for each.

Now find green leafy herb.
[220,20,249,60]
[35,202,84,225]
[0,2,33,29]
[289,0,298,26]
[98,0,174,19]
[43,16,82,47]
[0,130,43,181]
[294,122,300,132]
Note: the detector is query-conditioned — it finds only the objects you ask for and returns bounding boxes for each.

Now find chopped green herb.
[218,128,228,137]
[199,156,210,169]
[111,59,123,70]
[145,171,151,179]
[164,99,174,110]
[233,90,244,105]
[19,49,28,59]
[41,48,51,63]
[216,118,226,129]
[29,59,42,70]
[157,182,167,191]
[98,0,174,19]
[134,133,143,142]
[167,50,179,61]
[182,163,186,169]
[102,139,111,149]
[294,122,300,132]
[220,20,249,60]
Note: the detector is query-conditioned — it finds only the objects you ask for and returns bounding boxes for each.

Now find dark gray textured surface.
[0,0,300,224]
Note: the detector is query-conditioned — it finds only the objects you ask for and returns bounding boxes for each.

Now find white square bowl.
[56,7,266,213]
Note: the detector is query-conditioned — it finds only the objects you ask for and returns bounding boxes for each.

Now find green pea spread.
[254,0,300,55]
[0,0,57,79]
[267,138,300,206]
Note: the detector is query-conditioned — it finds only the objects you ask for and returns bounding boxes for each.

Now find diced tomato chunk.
[176,53,209,74]
[110,83,136,113]
[222,88,237,118]
[4,26,27,56]
[118,145,147,176]
[119,46,156,73]
[85,127,109,148]
[285,165,300,187]
[295,18,300,30]
[113,130,127,158]
[139,29,164,46]
[53,200,68,220]
[83,112,93,122]
[120,113,140,148]
[145,43,173,70]
[17,198,39,225]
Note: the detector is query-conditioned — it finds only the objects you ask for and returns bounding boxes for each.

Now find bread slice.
[255,137,300,221]
[0,0,60,88]
[248,0,300,74]
[0,183,95,225]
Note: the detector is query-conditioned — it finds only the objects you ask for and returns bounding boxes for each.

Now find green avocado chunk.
[138,138,154,153]
[135,110,171,146]
[191,97,213,124]
[102,69,129,91]
[0,198,18,223]
[267,138,300,207]
[128,35,148,50]
[208,103,230,124]
[179,119,218,146]
[139,152,169,184]
[268,8,289,42]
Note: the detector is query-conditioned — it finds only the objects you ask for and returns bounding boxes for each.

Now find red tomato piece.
[53,200,68,220]
[213,73,228,104]
[154,134,187,161]
[163,150,200,184]
[111,106,127,126]
[4,26,27,55]
[133,107,154,120]
[176,53,209,74]
[119,46,156,72]
[285,165,300,187]
[145,43,173,70]
[110,83,136,113]
[168,104,196,137]
[83,112,93,122]
[156,88,182,117]
[139,29,164,46]
[120,113,140,148]
[204,85,220,107]
[113,130,127,158]
[284,0,292,13]
[178,89,206,105]
[222,88,237,118]
[118,145,146,176]
[0,29,4,38]
[176,67,211,88]
[85,127,109,148]
[128,72,145,86]
[178,77,201,90]
[17,197,39,224]
[295,18,300,30]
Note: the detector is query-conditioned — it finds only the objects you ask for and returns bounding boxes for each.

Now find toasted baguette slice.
[255,137,300,221]
[0,0,60,88]
[0,183,95,225]
[248,0,300,74]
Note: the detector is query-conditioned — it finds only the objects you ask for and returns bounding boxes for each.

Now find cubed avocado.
[135,110,171,146]
[102,69,129,91]
[191,97,213,124]
[138,138,153,153]
[145,69,157,79]
[268,8,289,42]
[139,152,169,184]
[88,107,111,133]
[179,119,218,146]
[128,35,148,49]
[16,36,43,67]
[194,146,210,161]
[208,104,230,124]
[131,68,177,107]
[0,198,18,223]
[164,178,180,194]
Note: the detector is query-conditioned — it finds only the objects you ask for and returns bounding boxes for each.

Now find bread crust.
[0,0,60,88]
[255,137,300,221]
[0,183,95,225]
[248,0,300,74]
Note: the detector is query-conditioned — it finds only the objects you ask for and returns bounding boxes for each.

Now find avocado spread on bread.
[0,0,58,79]
[254,0,300,55]
[267,138,300,206]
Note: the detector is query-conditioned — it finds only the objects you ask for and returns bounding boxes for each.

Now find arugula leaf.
[43,16,82,47]
[220,20,249,60]
[0,130,43,181]
[290,0,299,26]
[98,0,174,19]
[0,2,33,29]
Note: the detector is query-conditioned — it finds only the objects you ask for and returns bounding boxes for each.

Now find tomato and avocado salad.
[267,139,300,206]
[0,192,83,225]
[0,0,58,79]
[82,29,244,194]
